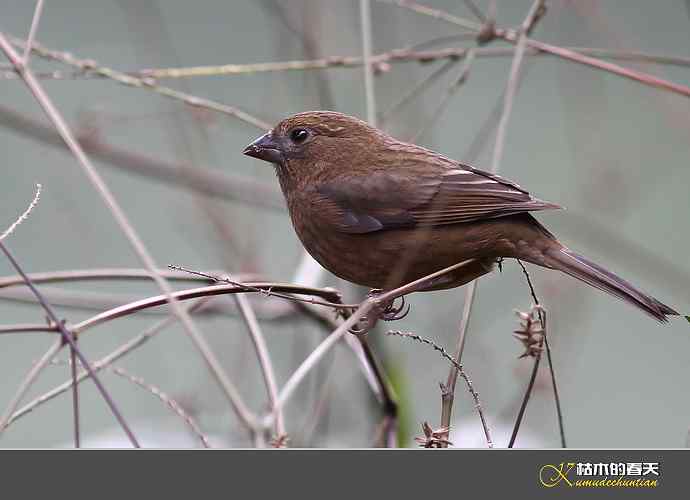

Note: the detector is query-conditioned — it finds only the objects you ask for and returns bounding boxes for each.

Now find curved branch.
[67,282,345,336]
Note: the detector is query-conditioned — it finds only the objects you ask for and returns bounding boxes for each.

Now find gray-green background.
[0,0,688,448]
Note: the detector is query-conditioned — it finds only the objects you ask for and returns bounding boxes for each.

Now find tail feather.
[543,246,678,323]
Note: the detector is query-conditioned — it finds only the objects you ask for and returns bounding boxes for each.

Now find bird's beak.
[243,132,284,164]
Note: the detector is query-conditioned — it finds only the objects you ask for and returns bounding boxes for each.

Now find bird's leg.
[366,289,411,322]
[350,258,495,334]
[381,295,411,322]
[348,289,385,335]
[349,314,378,336]
[349,289,407,335]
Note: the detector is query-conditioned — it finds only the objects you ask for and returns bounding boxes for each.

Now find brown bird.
[243,111,677,322]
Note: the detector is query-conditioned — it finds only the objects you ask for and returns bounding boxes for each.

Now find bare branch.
[168,265,351,310]
[0,268,235,288]
[22,0,44,64]
[294,300,399,447]
[0,105,283,210]
[509,305,547,448]
[440,279,477,434]
[387,330,492,448]
[0,323,58,335]
[0,339,61,432]
[438,0,545,446]
[0,33,258,434]
[69,342,81,448]
[380,0,690,98]
[109,366,211,448]
[462,0,486,23]
[4,298,211,430]
[234,294,285,439]
[4,34,270,130]
[491,0,544,171]
[270,259,478,426]
[0,240,140,447]
[378,58,459,126]
[516,260,566,447]
[411,49,475,142]
[360,0,377,126]
[3,47,689,81]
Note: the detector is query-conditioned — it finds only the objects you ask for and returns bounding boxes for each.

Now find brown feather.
[243,110,677,323]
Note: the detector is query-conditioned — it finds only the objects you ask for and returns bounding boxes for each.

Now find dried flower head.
[415,421,452,448]
[513,305,545,359]
[270,434,290,448]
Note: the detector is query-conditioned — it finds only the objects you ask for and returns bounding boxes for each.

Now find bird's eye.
[289,128,310,144]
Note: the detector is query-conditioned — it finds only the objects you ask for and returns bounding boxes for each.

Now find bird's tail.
[539,245,678,323]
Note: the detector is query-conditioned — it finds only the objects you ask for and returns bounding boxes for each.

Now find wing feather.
[315,159,560,234]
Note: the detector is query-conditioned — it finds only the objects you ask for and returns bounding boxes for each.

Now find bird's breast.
[284,193,518,290]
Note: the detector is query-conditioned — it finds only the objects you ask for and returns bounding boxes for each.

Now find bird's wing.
[315,164,561,234]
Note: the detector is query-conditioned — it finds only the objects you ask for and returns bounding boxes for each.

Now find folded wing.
[315,159,561,234]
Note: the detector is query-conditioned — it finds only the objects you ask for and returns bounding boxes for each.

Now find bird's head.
[243,111,385,185]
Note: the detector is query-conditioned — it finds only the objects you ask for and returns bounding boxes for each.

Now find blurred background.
[0,0,688,448]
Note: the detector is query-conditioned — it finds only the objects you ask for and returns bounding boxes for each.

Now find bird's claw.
[381,295,411,321]
[348,291,411,335]
[367,289,410,321]
[348,313,378,336]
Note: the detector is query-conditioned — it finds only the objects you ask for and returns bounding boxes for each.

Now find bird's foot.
[348,290,411,336]
[381,295,411,322]
[367,289,411,322]
[348,315,377,336]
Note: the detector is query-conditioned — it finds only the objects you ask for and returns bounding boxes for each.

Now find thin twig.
[462,0,486,23]
[376,0,478,30]
[358,336,398,448]
[4,298,211,430]
[360,0,377,126]
[269,259,477,427]
[234,294,285,439]
[491,0,544,172]
[508,354,540,447]
[380,0,690,98]
[135,48,472,77]
[14,282,347,339]
[411,49,475,142]
[0,104,283,210]
[0,184,41,242]
[462,64,531,163]
[293,357,336,446]
[5,34,270,130]
[440,279,477,435]
[0,323,58,334]
[69,342,81,448]
[516,259,566,447]
[108,366,211,448]
[168,265,353,310]
[22,0,44,64]
[508,304,547,448]
[3,47,689,81]
[294,301,400,447]
[48,358,212,448]
[0,33,259,435]
[378,58,459,126]
[270,303,375,425]
[0,240,140,447]
[386,330,492,448]
[0,339,62,432]
[0,268,256,288]
[439,0,545,446]
[0,271,316,320]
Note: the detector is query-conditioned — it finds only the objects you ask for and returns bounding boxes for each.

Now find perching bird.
[243,111,677,322]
